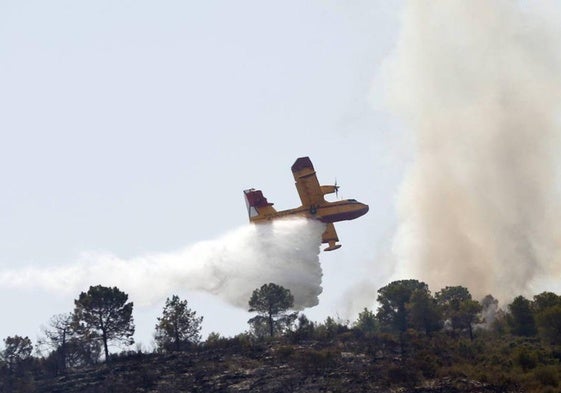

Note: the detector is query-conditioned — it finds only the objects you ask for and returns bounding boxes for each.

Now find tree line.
[0,285,204,378]
[244,279,561,347]
[2,279,561,383]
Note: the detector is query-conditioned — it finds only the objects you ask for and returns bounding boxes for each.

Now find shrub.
[293,348,338,374]
[385,364,420,387]
[274,345,294,361]
[533,365,559,388]
[204,332,229,349]
[412,351,439,378]
[514,347,537,371]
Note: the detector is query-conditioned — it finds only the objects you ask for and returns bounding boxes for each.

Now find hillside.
[7,332,539,393]
[5,281,561,392]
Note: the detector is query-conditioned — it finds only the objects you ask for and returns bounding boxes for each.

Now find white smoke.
[386,1,561,302]
[0,218,324,309]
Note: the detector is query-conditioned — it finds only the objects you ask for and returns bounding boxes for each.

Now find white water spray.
[0,218,324,309]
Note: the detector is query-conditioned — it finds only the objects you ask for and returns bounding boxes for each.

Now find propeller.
[334,179,340,199]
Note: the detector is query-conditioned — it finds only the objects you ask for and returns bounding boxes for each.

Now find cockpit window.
[347,199,357,202]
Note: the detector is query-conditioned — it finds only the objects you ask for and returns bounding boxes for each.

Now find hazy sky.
[0,1,407,348]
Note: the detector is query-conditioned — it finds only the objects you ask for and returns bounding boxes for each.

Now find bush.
[533,365,559,388]
[412,351,440,378]
[274,345,295,361]
[204,332,229,349]
[385,364,420,387]
[514,347,537,371]
[292,348,338,374]
[313,317,349,340]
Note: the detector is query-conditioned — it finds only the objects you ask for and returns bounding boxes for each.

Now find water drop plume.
[386,1,561,302]
[0,218,324,309]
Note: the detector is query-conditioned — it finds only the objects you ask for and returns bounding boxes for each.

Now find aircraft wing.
[291,157,324,207]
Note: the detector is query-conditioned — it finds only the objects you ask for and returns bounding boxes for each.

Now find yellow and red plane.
[244,156,369,251]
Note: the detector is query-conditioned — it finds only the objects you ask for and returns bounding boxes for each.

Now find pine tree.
[154,295,203,352]
[248,283,296,337]
[73,285,135,360]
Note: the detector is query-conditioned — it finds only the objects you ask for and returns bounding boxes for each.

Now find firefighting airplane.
[244,157,369,251]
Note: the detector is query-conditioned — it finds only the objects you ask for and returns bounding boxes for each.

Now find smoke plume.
[0,218,324,309]
[387,1,561,301]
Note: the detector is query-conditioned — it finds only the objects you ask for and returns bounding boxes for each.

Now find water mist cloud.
[386,1,561,302]
[0,218,324,309]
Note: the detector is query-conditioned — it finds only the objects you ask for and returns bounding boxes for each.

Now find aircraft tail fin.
[243,189,277,221]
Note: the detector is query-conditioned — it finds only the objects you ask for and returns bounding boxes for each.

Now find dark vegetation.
[2,280,561,392]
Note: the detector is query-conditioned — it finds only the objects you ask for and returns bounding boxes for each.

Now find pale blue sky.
[0,1,407,347]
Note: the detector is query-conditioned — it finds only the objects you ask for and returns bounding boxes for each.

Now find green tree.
[154,295,203,352]
[248,283,296,337]
[507,295,537,337]
[73,285,135,361]
[435,286,470,328]
[315,316,348,339]
[435,286,481,339]
[535,305,561,344]
[458,299,483,340]
[532,291,561,313]
[532,292,561,344]
[287,313,315,343]
[407,288,443,335]
[376,279,429,333]
[1,336,33,372]
[353,308,377,336]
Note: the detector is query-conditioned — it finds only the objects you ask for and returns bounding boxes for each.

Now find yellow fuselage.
[249,199,369,224]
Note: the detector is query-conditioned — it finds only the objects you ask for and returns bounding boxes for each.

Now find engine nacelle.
[320,185,338,195]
